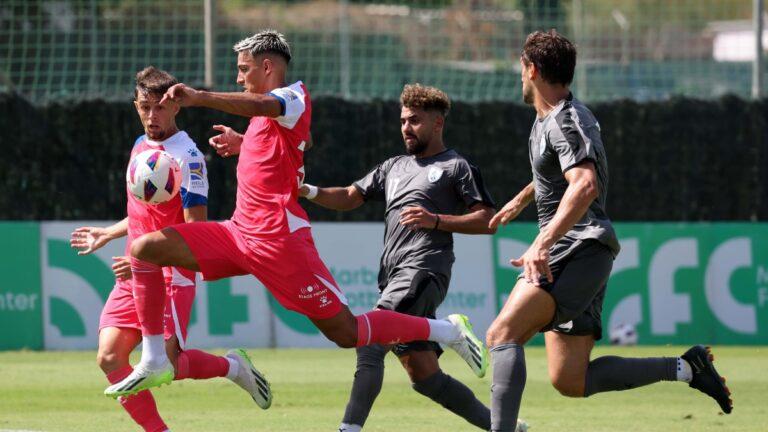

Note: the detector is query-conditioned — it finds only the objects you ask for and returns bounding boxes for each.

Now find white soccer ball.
[609,323,638,346]
[126,149,182,205]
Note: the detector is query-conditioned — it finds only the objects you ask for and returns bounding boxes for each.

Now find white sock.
[339,423,362,432]
[677,357,693,382]
[225,356,239,380]
[140,334,168,368]
[426,318,461,344]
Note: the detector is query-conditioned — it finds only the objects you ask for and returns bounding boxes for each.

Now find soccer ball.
[126,149,181,204]
[609,323,638,346]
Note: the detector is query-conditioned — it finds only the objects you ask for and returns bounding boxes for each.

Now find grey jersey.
[528,93,620,255]
[354,149,495,290]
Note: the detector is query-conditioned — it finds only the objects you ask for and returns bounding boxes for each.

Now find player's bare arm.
[511,162,598,285]
[209,124,243,157]
[489,181,534,229]
[184,205,207,223]
[300,184,364,211]
[70,217,129,255]
[161,83,282,119]
[399,203,496,235]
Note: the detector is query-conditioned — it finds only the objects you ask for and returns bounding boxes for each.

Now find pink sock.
[175,349,230,380]
[355,309,430,347]
[106,366,168,432]
[131,257,166,336]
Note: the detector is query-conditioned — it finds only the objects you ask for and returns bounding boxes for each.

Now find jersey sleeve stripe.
[267,92,287,116]
[181,188,208,208]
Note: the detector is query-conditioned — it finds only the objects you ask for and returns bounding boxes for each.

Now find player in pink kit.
[106,31,488,398]
[72,67,272,430]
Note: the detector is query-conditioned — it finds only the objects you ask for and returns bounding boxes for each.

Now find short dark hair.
[400,84,450,117]
[522,30,576,86]
[134,66,178,98]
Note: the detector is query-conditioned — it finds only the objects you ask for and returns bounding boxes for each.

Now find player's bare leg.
[98,327,169,431]
[486,279,555,432]
[547,331,733,412]
[105,228,199,397]
[311,306,487,376]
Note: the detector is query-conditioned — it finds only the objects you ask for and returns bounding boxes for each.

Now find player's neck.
[533,86,570,118]
[262,75,288,93]
[147,125,179,143]
[415,140,446,159]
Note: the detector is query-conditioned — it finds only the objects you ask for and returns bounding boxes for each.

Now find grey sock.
[341,344,388,427]
[490,343,526,432]
[412,370,491,430]
[584,356,677,397]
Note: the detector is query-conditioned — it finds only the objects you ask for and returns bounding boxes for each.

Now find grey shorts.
[377,269,448,357]
[518,239,613,340]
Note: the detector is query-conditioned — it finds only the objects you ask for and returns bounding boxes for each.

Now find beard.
[522,83,534,105]
[146,127,169,141]
[405,136,428,155]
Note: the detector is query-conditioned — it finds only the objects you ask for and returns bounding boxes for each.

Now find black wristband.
[433,214,440,230]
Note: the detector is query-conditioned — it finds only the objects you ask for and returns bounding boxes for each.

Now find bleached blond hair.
[233,29,292,63]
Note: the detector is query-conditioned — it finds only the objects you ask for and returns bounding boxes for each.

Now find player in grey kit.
[485,30,733,431]
[301,84,511,432]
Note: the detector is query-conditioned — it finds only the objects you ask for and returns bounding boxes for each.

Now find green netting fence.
[1,0,765,103]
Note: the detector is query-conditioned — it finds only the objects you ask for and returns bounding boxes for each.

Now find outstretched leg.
[486,279,556,432]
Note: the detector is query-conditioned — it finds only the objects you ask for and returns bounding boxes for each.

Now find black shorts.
[519,239,613,340]
[377,269,448,357]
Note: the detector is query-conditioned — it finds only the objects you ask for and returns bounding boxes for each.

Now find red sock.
[106,366,168,432]
[355,309,430,347]
[175,349,230,380]
[131,257,165,335]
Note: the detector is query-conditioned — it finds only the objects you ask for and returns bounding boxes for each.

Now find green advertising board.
[493,223,768,345]
[0,222,43,350]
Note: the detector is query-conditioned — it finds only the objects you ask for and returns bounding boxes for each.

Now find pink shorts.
[99,277,196,349]
[171,220,347,320]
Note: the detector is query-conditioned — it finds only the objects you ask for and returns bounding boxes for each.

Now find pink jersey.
[230,81,312,239]
[126,131,209,285]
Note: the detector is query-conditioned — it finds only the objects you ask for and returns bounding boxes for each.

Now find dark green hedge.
[1,93,765,221]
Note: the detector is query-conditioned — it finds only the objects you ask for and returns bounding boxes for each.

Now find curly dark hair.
[135,66,178,98]
[400,83,450,117]
[522,29,576,86]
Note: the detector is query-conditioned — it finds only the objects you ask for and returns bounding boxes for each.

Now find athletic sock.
[131,257,167,367]
[355,310,430,347]
[413,370,490,430]
[584,356,678,396]
[140,335,166,369]
[341,344,387,427]
[174,349,231,380]
[676,357,693,382]
[490,343,526,432]
[106,366,168,432]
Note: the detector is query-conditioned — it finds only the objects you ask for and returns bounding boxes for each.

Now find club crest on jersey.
[428,167,443,183]
[539,133,547,156]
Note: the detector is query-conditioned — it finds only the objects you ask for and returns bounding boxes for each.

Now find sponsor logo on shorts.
[557,320,573,332]
[298,283,328,300]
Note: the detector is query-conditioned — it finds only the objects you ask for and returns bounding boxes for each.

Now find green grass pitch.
[0,346,764,431]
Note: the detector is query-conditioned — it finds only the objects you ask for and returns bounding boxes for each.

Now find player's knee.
[129,234,152,261]
[550,375,586,398]
[96,349,125,373]
[486,323,517,348]
[130,233,163,263]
